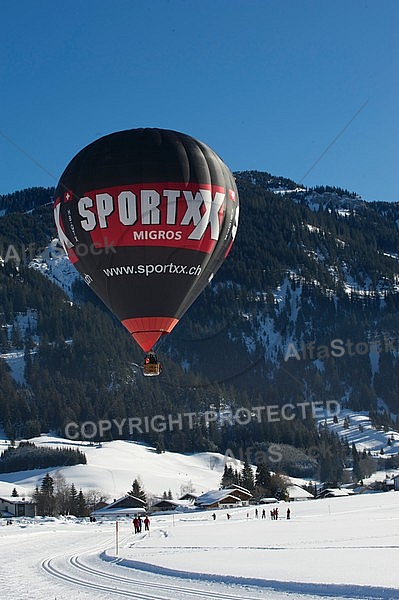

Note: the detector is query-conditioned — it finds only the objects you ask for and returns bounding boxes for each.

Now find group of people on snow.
[131,506,291,533]
[133,514,150,533]
[212,506,292,521]
[269,506,291,519]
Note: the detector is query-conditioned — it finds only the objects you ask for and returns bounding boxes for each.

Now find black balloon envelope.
[54,128,239,354]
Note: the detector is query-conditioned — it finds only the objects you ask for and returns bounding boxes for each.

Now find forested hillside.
[1,174,398,485]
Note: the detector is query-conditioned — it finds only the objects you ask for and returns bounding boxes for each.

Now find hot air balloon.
[54,128,239,375]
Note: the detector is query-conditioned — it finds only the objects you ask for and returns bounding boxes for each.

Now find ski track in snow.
[1,511,398,600]
[40,537,398,600]
[38,529,282,600]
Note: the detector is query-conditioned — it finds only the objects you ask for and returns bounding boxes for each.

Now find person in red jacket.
[133,516,139,534]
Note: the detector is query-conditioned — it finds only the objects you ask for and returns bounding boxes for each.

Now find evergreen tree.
[77,489,86,517]
[254,463,272,499]
[11,487,19,497]
[155,439,164,454]
[69,483,79,515]
[38,473,55,516]
[241,460,255,492]
[220,464,241,488]
[128,478,147,506]
[269,473,289,500]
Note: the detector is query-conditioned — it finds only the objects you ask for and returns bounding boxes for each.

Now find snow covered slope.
[0,435,227,500]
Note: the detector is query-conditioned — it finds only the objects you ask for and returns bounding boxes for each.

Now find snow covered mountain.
[1,175,398,487]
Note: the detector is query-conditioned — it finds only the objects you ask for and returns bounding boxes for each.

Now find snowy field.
[0,432,398,599]
[0,491,398,600]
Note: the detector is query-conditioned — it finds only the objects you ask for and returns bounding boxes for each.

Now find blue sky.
[1,0,398,201]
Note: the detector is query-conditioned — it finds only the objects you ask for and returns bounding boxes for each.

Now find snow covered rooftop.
[286,485,314,500]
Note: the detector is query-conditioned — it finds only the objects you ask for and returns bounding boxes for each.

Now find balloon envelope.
[54,128,239,352]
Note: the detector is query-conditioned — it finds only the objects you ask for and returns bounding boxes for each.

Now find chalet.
[286,485,314,501]
[195,486,252,510]
[317,488,353,499]
[150,499,194,513]
[91,494,146,519]
[228,484,253,502]
[0,496,36,518]
[179,492,198,502]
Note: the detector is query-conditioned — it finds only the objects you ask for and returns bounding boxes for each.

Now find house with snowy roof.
[150,498,195,513]
[179,492,198,502]
[259,496,280,504]
[195,486,252,509]
[228,484,254,499]
[0,496,36,518]
[317,488,353,499]
[91,494,146,519]
[286,485,314,501]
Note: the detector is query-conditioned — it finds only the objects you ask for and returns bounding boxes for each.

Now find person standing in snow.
[286,507,291,520]
[133,516,139,533]
[144,515,150,531]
